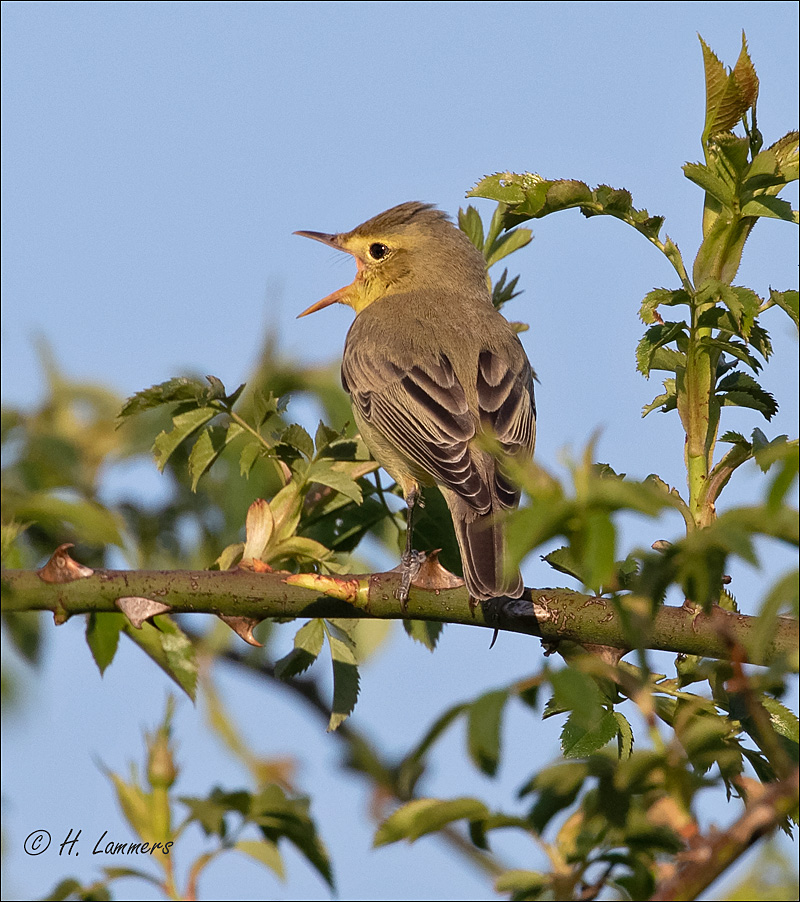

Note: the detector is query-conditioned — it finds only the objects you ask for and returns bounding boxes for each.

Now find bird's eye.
[368,242,389,260]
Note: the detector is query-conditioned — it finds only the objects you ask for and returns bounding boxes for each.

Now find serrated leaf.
[274,620,324,680]
[188,425,228,491]
[740,195,797,222]
[700,337,762,373]
[642,379,677,417]
[719,430,749,446]
[327,632,360,731]
[683,162,734,207]
[374,797,489,846]
[639,288,691,325]
[121,616,197,700]
[119,376,215,418]
[542,546,584,581]
[769,289,799,328]
[86,612,123,675]
[467,690,508,777]
[561,709,618,758]
[403,618,444,650]
[279,424,315,461]
[614,712,635,759]
[239,440,263,477]
[636,322,687,376]
[717,372,778,420]
[153,407,217,471]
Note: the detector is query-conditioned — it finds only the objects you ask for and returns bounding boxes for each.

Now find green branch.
[2,567,796,667]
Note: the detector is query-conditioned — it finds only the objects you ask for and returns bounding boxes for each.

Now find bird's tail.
[449,497,524,601]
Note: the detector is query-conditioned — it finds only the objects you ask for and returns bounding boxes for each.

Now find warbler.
[296,202,536,602]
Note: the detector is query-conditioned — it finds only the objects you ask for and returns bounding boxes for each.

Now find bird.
[295,201,536,604]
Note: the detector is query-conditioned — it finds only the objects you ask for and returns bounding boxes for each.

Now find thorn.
[218,614,263,647]
[38,544,94,583]
[115,596,172,629]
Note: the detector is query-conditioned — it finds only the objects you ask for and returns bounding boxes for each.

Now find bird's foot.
[395,549,427,611]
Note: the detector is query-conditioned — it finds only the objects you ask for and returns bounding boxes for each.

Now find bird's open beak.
[294,230,361,317]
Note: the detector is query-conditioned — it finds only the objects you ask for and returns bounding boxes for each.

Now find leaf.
[274,619,324,680]
[235,839,285,880]
[523,760,589,832]
[403,618,444,650]
[119,376,217,418]
[485,227,533,268]
[717,372,778,420]
[615,711,634,758]
[153,407,217,471]
[374,797,490,846]
[636,322,687,376]
[251,785,334,888]
[457,205,485,250]
[561,709,619,758]
[307,459,363,504]
[639,288,691,325]
[583,510,616,591]
[121,616,197,701]
[494,870,549,899]
[642,379,677,417]
[768,289,799,328]
[700,337,762,373]
[188,425,229,491]
[683,162,734,207]
[740,195,797,222]
[542,546,584,582]
[86,612,123,675]
[280,424,315,460]
[326,630,360,731]
[467,690,509,777]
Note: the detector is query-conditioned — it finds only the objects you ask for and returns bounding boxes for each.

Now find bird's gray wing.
[343,344,535,513]
[342,345,493,512]
[475,347,537,509]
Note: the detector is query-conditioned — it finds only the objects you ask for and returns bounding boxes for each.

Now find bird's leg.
[396,486,426,610]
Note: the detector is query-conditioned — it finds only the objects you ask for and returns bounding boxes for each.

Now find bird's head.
[295,201,485,317]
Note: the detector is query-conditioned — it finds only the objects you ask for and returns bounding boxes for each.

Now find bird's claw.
[396,549,427,611]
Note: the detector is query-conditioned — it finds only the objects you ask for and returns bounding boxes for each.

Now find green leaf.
[485,227,533,268]
[187,425,228,491]
[561,709,619,758]
[494,870,549,900]
[457,205,485,250]
[235,839,285,880]
[639,288,691,325]
[251,784,334,888]
[636,322,688,377]
[583,510,616,591]
[642,379,677,417]
[274,619,324,680]
[326,630,360,731]
[700,336,762,373]
[86,612,123,675]
[467,690,508,777]
[121,616,197,701]
[280,424,315,460]
[768,289,799,328]
[307,459,363,504]
[153,407,217,471]
[523,760,589,832]
[403,618,445,650]
[717,372,778,420]
[11,493,124,547]
[374,797,490,846]
[541,546,584,582]
[615,712,634,758]
[683,162,734,207]
[119,376,217,418]
[740,195,797,222]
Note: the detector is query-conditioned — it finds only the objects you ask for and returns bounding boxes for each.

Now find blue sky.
[2,3,798,900]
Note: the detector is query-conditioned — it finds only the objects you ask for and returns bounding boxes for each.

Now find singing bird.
[296,202,536,602]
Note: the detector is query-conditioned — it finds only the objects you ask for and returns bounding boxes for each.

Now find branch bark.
[2,564,796,666]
